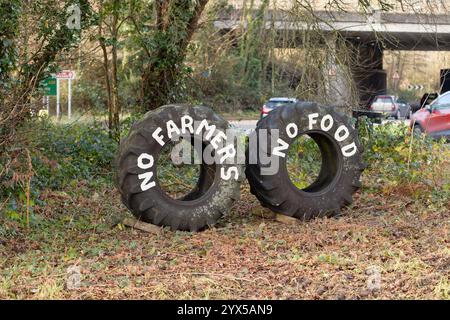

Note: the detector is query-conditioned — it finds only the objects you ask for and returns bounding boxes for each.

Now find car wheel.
[413,125,424,138]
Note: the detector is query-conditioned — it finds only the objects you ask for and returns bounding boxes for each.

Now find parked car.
[260,97,299,118]
[410,92,439,113]
[367,95,407,119]
[396,99,412,119]
[411,91,450,140]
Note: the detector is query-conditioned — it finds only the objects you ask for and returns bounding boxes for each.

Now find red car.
[411,91,450,140]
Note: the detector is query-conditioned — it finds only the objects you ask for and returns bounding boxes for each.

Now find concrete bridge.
[215,9,450,106]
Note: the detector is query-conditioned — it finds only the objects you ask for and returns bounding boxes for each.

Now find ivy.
[0,0,21,95]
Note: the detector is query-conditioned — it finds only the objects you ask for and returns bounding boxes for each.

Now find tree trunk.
[111,0,120,141]
[141,0,209,111]
[98,0,113,135]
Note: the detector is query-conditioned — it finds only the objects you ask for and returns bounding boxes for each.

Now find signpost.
[392,71,400,81]
[392,71,400,93]
[41,96,50,114]
[408,84,424,91]
[56,78,61,119]
[41,71,76,119]
[54,70,76,119]
[43,77,57,96]
[55,70,75,80]
[42,77,57,114]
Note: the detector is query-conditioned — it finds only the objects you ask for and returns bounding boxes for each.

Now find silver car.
[369,95,411,119]
[261,97,299,118]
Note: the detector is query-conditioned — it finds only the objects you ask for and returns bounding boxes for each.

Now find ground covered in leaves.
[1,176,448,299]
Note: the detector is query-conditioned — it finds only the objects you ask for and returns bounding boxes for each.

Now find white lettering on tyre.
[136,113,358,189]
[342,142,357,157]
[286,123,298,138]
[137,119,240,187]
[137,153,156,191]
[306,113,358,158]
[308,113,319,130]
[221,167,239,180]
[271,114,357,161]
[320,114,334,131]
[335,124,350,142]
[272,138,289,158]
[152,127,165,147]
[180,115,194,134]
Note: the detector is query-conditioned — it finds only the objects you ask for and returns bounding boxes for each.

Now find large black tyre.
[117,105,244,232]
[246,102,365,220]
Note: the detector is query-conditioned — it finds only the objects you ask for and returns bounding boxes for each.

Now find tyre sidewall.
[247,102,363,218]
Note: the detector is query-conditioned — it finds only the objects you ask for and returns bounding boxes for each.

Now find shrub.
[357,118,449,202]
[0,119,117,225]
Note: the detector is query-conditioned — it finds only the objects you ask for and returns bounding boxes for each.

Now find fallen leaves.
[0,174,448,299]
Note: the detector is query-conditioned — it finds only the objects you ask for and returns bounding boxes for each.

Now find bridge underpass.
[215,10,450,107]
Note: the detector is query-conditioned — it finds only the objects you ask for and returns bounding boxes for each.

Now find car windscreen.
[374,97,392,103]
[267,100,294,108]
[432,94,450,110]
[421,93,438,106]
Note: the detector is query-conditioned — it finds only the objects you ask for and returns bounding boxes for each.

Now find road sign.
[52,70,75,119]
[44,70,75,119]
[55,70,76,80]
[408,84,424,91]
[392,71,400,80]
[42,77,57,96]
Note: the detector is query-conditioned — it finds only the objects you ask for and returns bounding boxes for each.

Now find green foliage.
[0,0,21,96]
[0,0,97,154]
[157,140,201,198]
[238,0,270,92]
[287,136,322,189]
[30,120,117,188]
[187,1,274,111]
[119,112,145,137]
[128,0,210,109]
[188,0,322,111]
[358,118,449,202]
[0,120,117,225]
[19,0,95,85]
[394,89,419,103]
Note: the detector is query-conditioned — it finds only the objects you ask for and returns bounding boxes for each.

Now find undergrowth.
[358,119,449,204]
[0,119,117,228]
[1,116,449,232]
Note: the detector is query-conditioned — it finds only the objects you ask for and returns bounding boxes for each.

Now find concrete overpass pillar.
[323,36,357,110]
[323,38,386,109]
[351,41,387,107]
